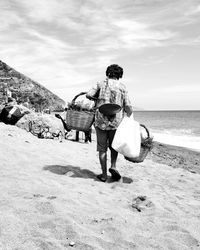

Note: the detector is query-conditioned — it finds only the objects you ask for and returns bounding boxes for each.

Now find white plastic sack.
[112,115,141,158]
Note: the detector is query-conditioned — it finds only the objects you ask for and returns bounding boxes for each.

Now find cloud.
[15,0,75,23]
[13,0,179,51]
[153,85,200,94]
[0,0,200,110]
[113,19,175,49]
[0,1,24,31]
[172,37,200,47]
[185,3,200,16]
[24,29,75,51]
[131,54,174,66]
[2,0,193,55]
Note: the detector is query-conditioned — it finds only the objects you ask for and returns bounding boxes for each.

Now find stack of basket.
[66,92,95,132]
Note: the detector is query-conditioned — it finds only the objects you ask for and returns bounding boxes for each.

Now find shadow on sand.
[43,165,133,184]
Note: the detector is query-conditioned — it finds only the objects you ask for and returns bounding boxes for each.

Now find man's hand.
[125,105,133,117]
[55,114,62,119]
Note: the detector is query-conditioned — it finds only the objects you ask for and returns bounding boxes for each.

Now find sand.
[0,122,200,250]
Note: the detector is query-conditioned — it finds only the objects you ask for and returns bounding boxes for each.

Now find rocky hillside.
[0,60,65,111]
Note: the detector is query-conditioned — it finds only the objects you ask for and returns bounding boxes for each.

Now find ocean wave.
[150,128,200,137]
[152,131,200,151]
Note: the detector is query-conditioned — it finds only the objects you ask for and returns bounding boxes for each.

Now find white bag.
[112,115,141,158]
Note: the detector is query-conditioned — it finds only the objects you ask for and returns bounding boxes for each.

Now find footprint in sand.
[131,195,154,212]
[35,201,55,215]
[23,194,44,199]
[38,219,78,239]
[33,194,44,198]
[164,224,188,233]
[32,238,58,250]
[24,194,57,200]
[47,196,57,200]
[97,226,137,249]
[194,190,200,200]
[160,231,200,249]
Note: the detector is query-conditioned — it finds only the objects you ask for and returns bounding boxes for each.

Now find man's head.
[106,64,123,80]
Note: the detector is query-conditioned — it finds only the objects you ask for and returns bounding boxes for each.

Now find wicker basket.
[125,124,153,163]
[66,92,95,132]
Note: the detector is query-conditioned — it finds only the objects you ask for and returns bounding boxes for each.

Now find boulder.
[16,112,65,137]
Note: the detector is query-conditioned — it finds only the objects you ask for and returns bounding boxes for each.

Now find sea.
[134,110,200,151]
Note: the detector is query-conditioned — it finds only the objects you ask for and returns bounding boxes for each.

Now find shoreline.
[152,132,200,152]
[149,141,200,174]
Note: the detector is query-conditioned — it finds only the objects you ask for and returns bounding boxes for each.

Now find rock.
[16,112,65,137]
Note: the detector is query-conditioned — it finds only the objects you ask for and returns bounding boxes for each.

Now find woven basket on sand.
[66,92,95,132]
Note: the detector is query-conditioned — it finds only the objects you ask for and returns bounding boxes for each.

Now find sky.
[0,0,200,110]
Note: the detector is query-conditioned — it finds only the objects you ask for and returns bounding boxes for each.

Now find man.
[86,64,133,182]
[0,97,30,125]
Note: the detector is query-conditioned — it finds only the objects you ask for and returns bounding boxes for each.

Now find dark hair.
[106,64,123,79]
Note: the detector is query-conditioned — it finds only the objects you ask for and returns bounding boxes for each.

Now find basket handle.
[71,92,87,104]
[140,124,150,138]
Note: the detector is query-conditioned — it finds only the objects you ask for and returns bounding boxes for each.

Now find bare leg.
[110,148,118,169]
[109,148,121,180]
[99,151,107,179]
[75,131,79,141]
[84,131,89,143]
[85,128,92,143]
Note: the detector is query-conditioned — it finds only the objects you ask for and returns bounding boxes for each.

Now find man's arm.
[124,105,133,117]
[55,114,71,132]
[123,89,133,117]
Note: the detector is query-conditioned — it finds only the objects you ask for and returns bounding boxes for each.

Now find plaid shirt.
[87,78,133,130]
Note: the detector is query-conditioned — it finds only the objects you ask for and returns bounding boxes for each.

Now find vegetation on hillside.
[0,60,65,112]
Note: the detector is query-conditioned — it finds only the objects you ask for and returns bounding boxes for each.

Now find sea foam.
[152,131,200,152]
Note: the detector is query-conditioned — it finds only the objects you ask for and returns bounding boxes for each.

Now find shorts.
[95,126,117,152]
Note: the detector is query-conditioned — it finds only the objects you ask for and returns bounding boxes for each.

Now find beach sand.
[0,122,200,250]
